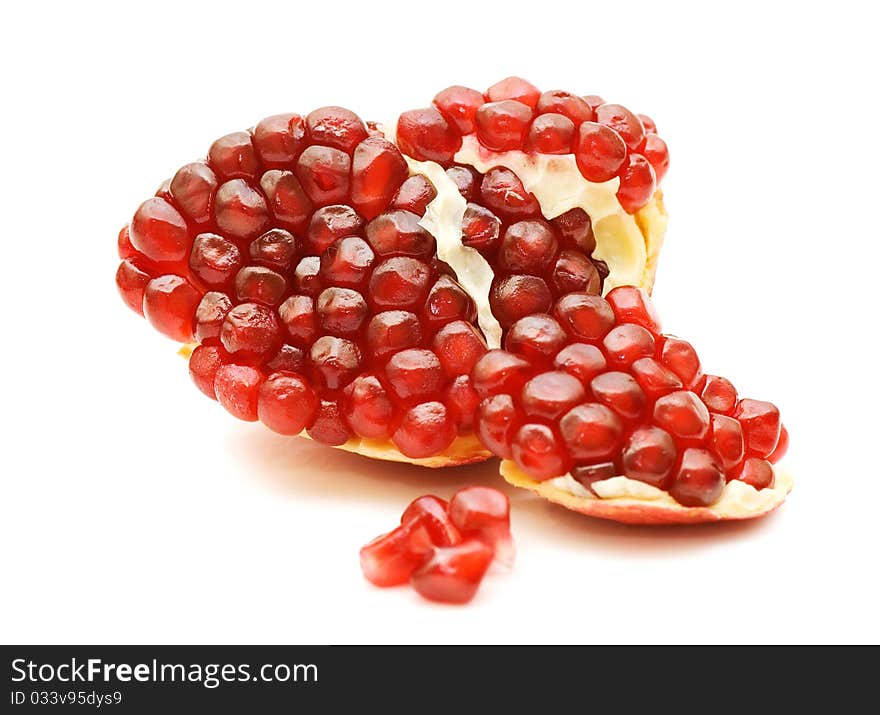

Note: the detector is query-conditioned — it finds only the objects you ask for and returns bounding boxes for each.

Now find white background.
[2,1,878,644]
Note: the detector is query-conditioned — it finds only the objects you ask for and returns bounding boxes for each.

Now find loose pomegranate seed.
[130,198,190,263]
[350,135,409,220]
[433,85,484,134]
[445,165,480,201]
[319,236,375,287]
[700,375,738,415]
[143,275,201,342]
[606,286,662,335]
[553,343,608,385]
[115,260,151,316]
[369,257,431,310]
[248,228,298,273]
[306,106,368,153]
[445,375,480,432]
[475,100,533,151]
[257,372,319,435]
[479,168,540,220]
[170,162,217,224]
[499,219,558,273]
[486,76,540,109]
[392,401,456,458]
[653,391,710,442]
[307,204,364,255]
[266,344,306,374]
[574,122,627,183]
[527,113,575,154]
[310,336,361,390]
[208,131,259,181]
[214,179,269,239]
[590,371,648,420]
[432,321,488,377]
[571,461,617,493]
[472,350,532,398]
[461,203,501,251]
[360,521,432,587]
[475,394,521,459]
[365,310,422,360]
[188,344,228,400]
[385,349,443,402]
[365,210,435,257]
[595,103,646,152]
[490,274,552,328]
[505,314,568,364]
[536,90,594,124]
[622,426,677,488]
[424,275,477,328]
[643,134,670,183]
[221,302,281,356]
[411,539,494,604]
[448,487,511,558]
[658,336,703,389]
[307,398,353,445]
[214,364,264,421]
[235,266,287,306]
[391,175,437,216]
[316,287,369,334]
[558,403,624,462]
[767,425,789,464]
[343,374,397,440]
[252,113,307,166]
[295,145,351,206]
[551,249,601,295]
[552,208,596,254]
[709,413,746,472]
[553,292,616,341]
[401,495,461,546]
[278,295,317,346]
[630,357,683,400]
[194,291,233,342]
[616,154,657,214]
[260,170,313,229]
[396,107,462,163]
[668,448,725,507]
[734,399,782,458]
[602,324,656,367]
[522,371,586,420]
[733,457,774,490]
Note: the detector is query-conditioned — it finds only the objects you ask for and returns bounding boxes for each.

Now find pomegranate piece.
[360,522,432,588]
[401,495,461,547]
[734,399,782,458]
[214,364,264,421]
[257,372,319,435]
[475,100,533,151]
[433,85,484,134]
[143,275,201,342]
[410,540,494,604]
[396,107,461,164]
[306,106,368,153]
[392,401,456,458]
[486,76,540,109]
[574,122,627,183]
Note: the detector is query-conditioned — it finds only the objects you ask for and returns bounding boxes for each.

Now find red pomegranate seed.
[639,114,657,134]
[170,162,217,224]
[472,350,533,398]
[505,314,568,364]
[402,495,461,547]
[552,208,596,254]
[445,375,480,432]
[319,236,375,287]
[643,134,670,183]
[591,371,648,420]
[385,349,443,402]
[214,179,269,239]
[475,394,521,459]
[622,426,678,488]
[595,103,646,152]
[512,422,568,479]
[214,364,264,421]
[360,521,432,587]
[368,257,431,309]
[309,336,361,390]
[551,249,601,295]
[733,457,774,490]
[115,260,151,316]
[155,178,173,201]
[700,375,738,415]
[768,425,789,464]
[257,372,319,435]
[653,390,710,442]
[188,344,228,400]
[527,113,575,154]
[316,287,369,334]
[260,170,313,230]
[350,135,409,220]
[479,167,540,220]
[734,399,782,458]
[433,85,484,134]
[117,225,137,260]
[221,302,280,356]
[446,165,480,200]
[411,539,494,604]
[194,291,233,342]
[602,324,656,367]
[392,401,456,458]
[432,321,488,377]
[616,154,657,213]
[189,233,241,287]
[249,228,298,272]
[130,197,190,263]
[143,275,200,342]
[252,113,307,166]
[396,107,462,163]
[630,357,683,400]
[522,371,587,420]
[486,77,540,109]
[266,344,306,374]
[499,219,558,273]
[343,374,396,440]
[306,106,368,153]
[475,100,533,151]
[490,274,552,328]
[668,448,725,507]
[536,90,594,124]
[364,310,421,360]
[709,413,745,471]
[424,275,477,328]
[278,295,317,346]
[574,122,627,183]
[605,286,662,335]
[235,266,287,306]
[448,486,511,557]
[461,203,501,251]
[553,343,608,385]
[582,95,606,113]
[207,131,259,181]
[295,145,351,206]
[307,398,353,445]
[307,204,364,255]
[658,336,703,389]
[553,292,616,341]
[391,175,437,216]
[559,403,624,461]
[365,210,435,257]
[571,462,617,493]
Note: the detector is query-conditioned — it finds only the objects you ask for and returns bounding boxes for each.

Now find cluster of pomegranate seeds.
[397,77,669,213]
[471,287,788,508]
[360,487,512,604]
[117,105,490,455]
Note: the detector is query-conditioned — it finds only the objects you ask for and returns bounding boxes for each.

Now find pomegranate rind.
[499,459,792,525]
